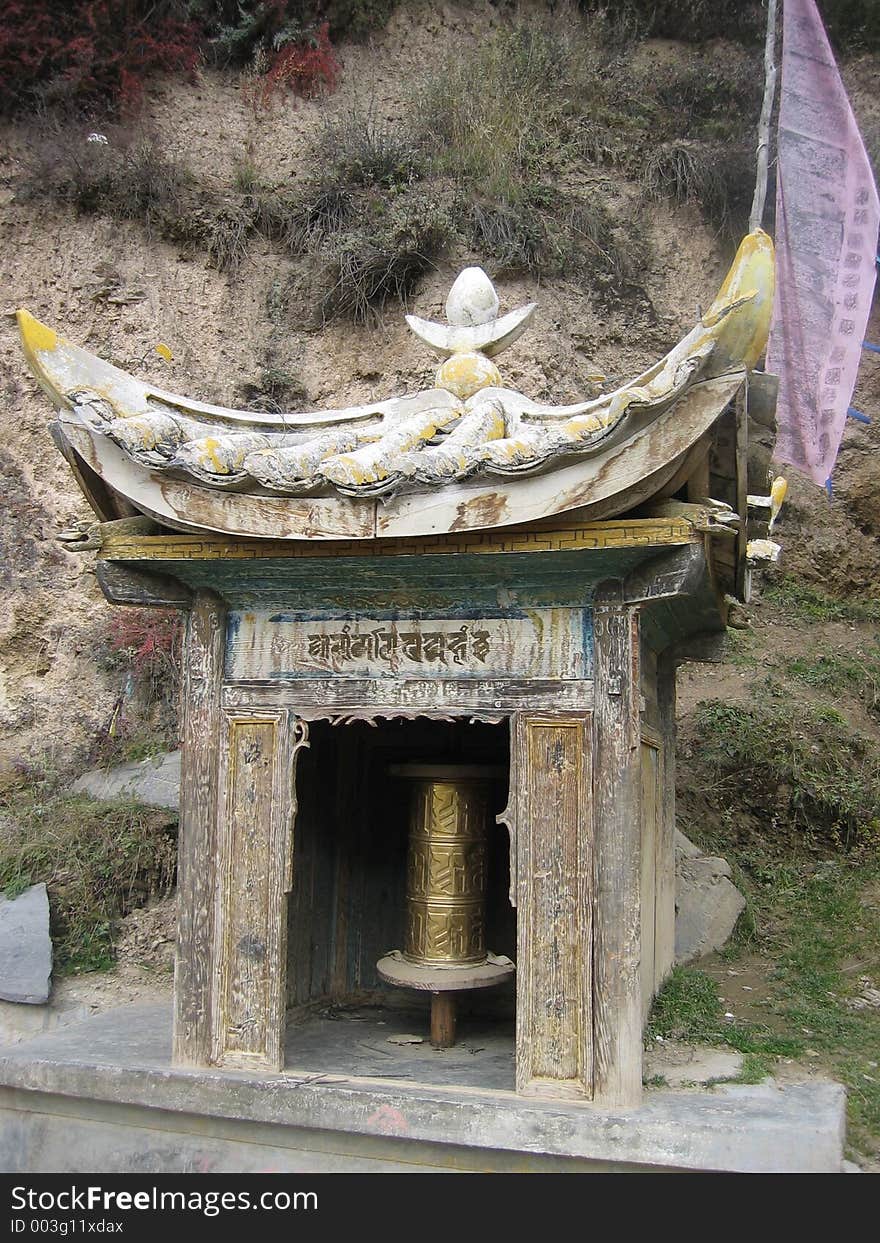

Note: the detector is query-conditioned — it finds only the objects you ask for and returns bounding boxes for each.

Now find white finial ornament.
[405,267,537,399]
[445,267,500,327]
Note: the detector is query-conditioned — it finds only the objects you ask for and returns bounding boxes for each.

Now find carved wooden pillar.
[172,589,308,1072]
[211,709,308,1071]
[592,600,643,1107]
[510,712,594,1099]
[173,589,226,1066]
[639,733,661,1024]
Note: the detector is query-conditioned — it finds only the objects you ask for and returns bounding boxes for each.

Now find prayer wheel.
[377,764,515,1048]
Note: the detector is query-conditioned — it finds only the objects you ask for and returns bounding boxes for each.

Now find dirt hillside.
[0,1,754,771]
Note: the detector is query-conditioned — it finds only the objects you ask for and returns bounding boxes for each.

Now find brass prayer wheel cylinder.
[402,773,489,968]
[377,763,514,1047]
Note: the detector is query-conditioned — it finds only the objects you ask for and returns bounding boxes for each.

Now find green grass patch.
[648,967,801,1057]
[0,780,176,973]
[691,700,880,852]
[737,1053,773,1084]
[765,575,880,625]
[782,651,880,715]
[759,857,880,1155]
[721,628,758,668]
[676,692,880,1161]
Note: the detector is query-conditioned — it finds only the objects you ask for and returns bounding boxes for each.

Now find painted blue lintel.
[168,545,678,614]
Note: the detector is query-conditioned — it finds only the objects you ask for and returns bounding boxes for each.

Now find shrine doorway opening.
[283,717,517,1087]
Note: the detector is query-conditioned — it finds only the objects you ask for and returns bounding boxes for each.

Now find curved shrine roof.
[17,231,774,542]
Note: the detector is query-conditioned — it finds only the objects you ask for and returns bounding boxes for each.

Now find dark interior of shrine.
[285,718,516,1079]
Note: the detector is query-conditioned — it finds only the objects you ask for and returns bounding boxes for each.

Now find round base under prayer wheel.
[377,763,515,1049]
[376,951,515,993]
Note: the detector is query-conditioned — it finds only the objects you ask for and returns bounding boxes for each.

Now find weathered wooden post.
[175,589,224,1066]
[592,599,642,1105]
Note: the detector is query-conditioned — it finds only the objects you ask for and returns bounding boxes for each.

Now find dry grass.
[0,772,176,973]
[14,8,779,312]
[592,0,764,43]
[236,354,308,412]
[640,138,754,237]
[416,15,613,202]
[279,13,650,315]
[18,122,191,237]
[310,188,457,325]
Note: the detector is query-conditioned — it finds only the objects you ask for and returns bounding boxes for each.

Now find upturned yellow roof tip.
[17,309,58,355]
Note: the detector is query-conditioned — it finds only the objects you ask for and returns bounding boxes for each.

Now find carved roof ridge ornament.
[17,230,775,538]
[406,267,538,395]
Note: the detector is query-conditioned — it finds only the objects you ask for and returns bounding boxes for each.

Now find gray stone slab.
[645,1040,744,1087]
[675,828,704,860]
[0,1088,605,1174]
[0,997,94,1047]
[0,884,51,1004]
[285,1006,516,1090]
[0,1003,847,1172]
[675,830,747,964]
[71,751,180,810]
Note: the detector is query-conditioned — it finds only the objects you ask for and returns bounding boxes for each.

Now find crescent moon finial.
[405,268,536,362]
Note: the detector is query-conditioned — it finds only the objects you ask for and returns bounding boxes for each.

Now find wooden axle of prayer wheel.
[377,764,515,1049]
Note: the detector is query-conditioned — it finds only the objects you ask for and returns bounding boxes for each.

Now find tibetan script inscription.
[305,623,490,667]
[226,608,593,682]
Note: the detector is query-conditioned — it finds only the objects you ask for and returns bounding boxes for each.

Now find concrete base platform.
[0,1004,846,1173]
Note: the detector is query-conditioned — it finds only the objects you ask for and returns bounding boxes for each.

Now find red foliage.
[248,21,340,109]
[0,2,202,116]
[107,608,182,682]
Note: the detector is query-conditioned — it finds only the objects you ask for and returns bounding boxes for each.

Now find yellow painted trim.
[99,518,700,562]
[16,310,68,414]
[702,229,775,370]
[17,309,58,355]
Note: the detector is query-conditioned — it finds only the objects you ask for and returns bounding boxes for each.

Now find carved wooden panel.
[514,713,593,1099]
[223,677,593,716]
[654,655,677,993]
[212,709,307,1070]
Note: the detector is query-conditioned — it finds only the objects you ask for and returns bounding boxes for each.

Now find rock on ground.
[0,883,52,1004]
[71,751,180,810]
[674,830,746,965]
[114,895,177,973]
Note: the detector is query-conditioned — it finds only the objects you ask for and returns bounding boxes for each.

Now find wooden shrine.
[18,231,776,1109]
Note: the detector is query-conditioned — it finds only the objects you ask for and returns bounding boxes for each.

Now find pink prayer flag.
[766,0,879,486]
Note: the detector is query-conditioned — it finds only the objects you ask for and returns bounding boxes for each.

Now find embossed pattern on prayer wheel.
[403,778,489,967]
[377,763,514,1049]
